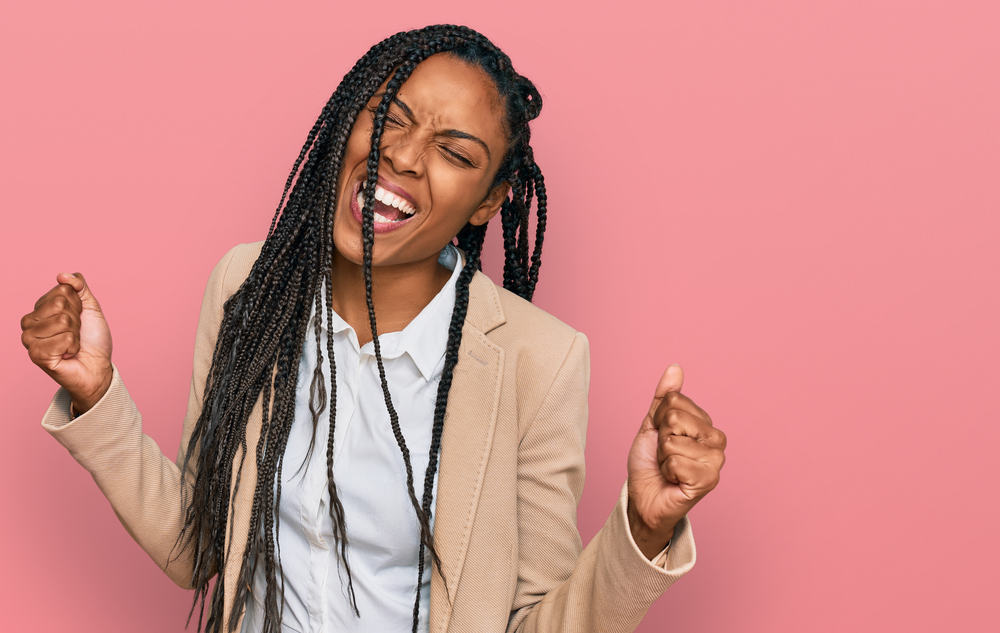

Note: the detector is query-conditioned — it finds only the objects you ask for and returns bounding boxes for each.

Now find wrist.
[69,369,113,417]
[627,496,677,560]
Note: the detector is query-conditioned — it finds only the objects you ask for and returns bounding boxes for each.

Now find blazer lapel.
[429,270,507,633]
[220,266,507,633]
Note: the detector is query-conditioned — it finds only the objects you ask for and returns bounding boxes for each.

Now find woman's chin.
[331,233,389,269]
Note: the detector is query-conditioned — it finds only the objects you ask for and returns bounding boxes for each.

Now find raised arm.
[37,244,239,589]
[506,331,697,633]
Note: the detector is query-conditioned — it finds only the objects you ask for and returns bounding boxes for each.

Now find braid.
[171,24,548,633]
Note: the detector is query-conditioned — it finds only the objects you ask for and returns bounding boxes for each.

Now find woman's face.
[332,52,511,268]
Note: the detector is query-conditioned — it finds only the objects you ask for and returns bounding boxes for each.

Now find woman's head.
[333,52,513,269]
[278,23,547,297]
[175,25,547,633]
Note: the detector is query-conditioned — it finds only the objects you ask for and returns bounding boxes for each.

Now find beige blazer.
[41,240,696,633]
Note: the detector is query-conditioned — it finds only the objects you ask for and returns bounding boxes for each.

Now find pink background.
[2,1,997,631]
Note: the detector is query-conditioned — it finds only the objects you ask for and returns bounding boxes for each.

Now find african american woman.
[23,24,727,633]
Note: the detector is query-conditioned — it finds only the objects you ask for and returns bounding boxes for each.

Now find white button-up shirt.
[240,243,465,633]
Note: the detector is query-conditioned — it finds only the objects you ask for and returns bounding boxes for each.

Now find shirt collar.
[307,243,465,381]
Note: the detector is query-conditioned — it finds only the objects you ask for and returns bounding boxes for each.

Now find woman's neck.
[329,247,454,347]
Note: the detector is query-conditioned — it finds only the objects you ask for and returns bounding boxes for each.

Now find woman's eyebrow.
[371,91,492,160]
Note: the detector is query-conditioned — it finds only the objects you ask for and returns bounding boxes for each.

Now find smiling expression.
[332,52,512,269]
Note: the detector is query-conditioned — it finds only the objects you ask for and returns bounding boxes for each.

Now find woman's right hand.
[21,272,114,415]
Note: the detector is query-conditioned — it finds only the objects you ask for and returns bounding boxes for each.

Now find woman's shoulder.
[211,240,265,297]
[493,281,579,337]
[478,271,588,371]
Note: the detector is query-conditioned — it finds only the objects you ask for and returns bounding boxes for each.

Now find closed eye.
[366,105,477,168]
[366,105,405,127]
[442,147,475,167]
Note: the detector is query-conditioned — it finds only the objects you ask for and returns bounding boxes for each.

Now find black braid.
[170,24,548,633]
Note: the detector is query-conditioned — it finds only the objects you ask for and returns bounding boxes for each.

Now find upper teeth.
[363,183,416,215]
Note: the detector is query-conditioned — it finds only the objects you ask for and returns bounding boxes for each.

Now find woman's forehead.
[372,54,506,143]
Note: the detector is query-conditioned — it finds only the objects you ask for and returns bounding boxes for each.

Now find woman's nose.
[382,134,423,176]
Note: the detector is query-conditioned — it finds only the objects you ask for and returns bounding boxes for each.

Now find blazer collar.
[221,258,507,633]
[462,255,507,334]
[306,244,489,382]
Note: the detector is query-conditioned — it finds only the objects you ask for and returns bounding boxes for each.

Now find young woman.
[23,24,726,633]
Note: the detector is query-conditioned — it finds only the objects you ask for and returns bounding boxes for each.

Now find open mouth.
[348,177,419,234]
[353,178,417,223]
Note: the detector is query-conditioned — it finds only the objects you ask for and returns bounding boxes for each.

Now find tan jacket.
[41,240,696,632]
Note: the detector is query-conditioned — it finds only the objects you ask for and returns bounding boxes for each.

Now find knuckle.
[660,433,677,452]
[58,285,78,302]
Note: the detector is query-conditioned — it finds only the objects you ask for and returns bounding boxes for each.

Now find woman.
[23,24,726,633]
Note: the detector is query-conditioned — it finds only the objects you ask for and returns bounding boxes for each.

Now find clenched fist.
[626,363,727,558]
[21,272,114,415]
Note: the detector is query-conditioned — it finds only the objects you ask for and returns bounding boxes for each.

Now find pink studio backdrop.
[2,2,996,631]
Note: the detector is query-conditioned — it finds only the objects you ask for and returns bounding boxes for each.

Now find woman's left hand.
[626,364,727,558]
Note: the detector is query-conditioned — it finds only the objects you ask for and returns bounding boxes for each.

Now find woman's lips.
[349,179,417,234]
[377,175,418,207]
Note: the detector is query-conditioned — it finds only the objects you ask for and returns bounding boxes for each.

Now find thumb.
[642,363,684,429]
[56,271,103,312]
[654,363,684,398]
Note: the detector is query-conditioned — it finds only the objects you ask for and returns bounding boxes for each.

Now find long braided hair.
[171,24,547,633]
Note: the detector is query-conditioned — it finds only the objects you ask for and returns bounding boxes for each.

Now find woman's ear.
[469,181,511,226]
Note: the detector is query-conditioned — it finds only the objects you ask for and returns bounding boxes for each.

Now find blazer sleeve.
[38,243,240,589]
[507,331,697,633]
